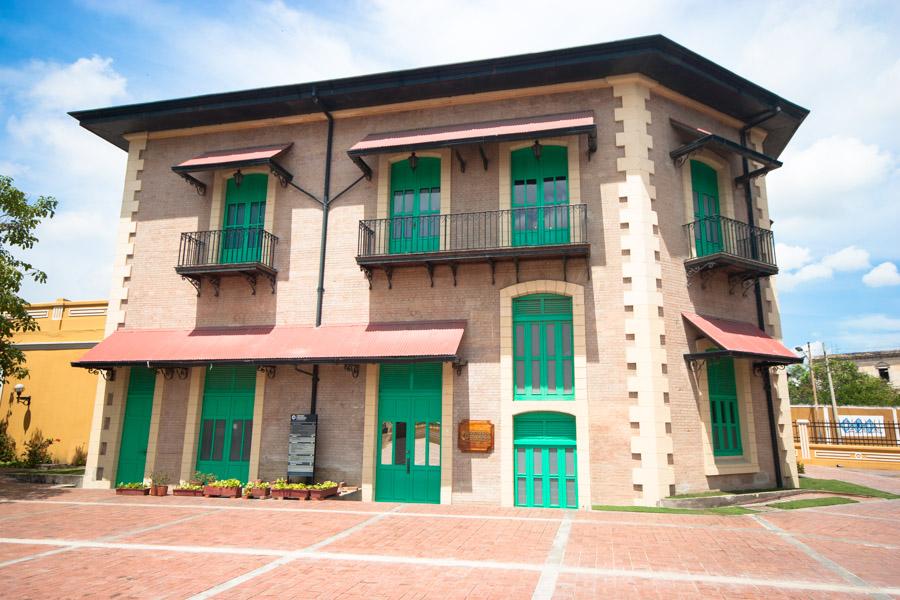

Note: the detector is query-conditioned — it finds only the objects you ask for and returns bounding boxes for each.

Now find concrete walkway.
[0,483,898,599]
[805,465,900,495]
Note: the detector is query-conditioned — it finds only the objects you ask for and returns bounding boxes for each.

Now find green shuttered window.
[707,357,742,456]
[513,294,574,400]
[514,412,577,508]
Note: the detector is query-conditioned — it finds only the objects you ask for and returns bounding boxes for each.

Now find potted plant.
[150,471,170,496]
[172,482,204,497]
[270,478,290,500]
[244,480,271,499]
[204,478,243,498]
[308,480,339,501]
[288,482,310,500]
[116,482,150,496]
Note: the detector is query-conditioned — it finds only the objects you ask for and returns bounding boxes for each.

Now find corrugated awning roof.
[172,143,293,173]
[72,321,465,368]
[669,120,782,181]
[348,111,596,156]
[682,312,800,365]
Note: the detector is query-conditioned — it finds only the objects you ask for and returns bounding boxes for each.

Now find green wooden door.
[375,363,442,503]
[196,366,256,482]
[707,358,742,456]
[115,367,156,485]
[389,157,441,254]
[514,412,578,508]
[690,160,722,257]
[221,173,267,264]
[511,145,569,246]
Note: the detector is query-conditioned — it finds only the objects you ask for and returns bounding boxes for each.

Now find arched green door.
[511,145,569,246]
[514,412,577,508]
[690,160,722,257]
[389,157,441,254]
[221,173,267,264]
[115,367,156,485]
[195,366,256,482]
[375,363,442,503]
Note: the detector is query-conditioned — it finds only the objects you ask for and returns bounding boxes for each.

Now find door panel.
[513,412,577,509]
[690,160,722,257]
[196,366,256,481]
[389,158,441,254]
[375,363,442,503]
[115,367,156,485]
[511,145,569,246]
[221,173,267,264]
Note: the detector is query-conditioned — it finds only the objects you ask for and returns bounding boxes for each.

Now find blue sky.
[1,0,898,353]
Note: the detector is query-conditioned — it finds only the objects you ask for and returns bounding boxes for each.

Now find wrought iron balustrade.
[683,215,776,269]
[793,420,900,447]
[358,204,588,258]
[178,228,278,269]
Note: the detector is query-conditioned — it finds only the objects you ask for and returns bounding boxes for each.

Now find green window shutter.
[514,412,576,446]
[389,157,441,254]
[706,358,742,456]
[513,294,574,400]
[689,160,722,257]
[196,365,257,481]
[510,145,570,246]
[514,412,578,508]
[222,173,268,264]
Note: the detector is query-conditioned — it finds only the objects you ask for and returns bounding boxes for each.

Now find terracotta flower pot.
[204,485,242,498]
[151,485,168,496]
[246,487,270,499]
[172,488,203,497]
[289,488,310,500]
[271,488,288,500]
[308,486,337,501]
[116,488,150,496]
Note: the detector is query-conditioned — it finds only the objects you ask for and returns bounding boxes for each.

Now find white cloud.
[778,263,833,291]
[775,243,812,271]
[834,313,900,350]
[820,246,871,272]
[842,314,900,332]
[28,56,127,110]
[863,262,900,287]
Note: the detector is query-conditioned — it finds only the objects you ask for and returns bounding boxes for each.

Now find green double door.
[511,145,570,246]
[222,173,267,264]
[375,363,442,503]
[115,367,157,485]
[690,160,722,257]
[514,412,578,509]
[389,157,441,254]
[195,366,256,481]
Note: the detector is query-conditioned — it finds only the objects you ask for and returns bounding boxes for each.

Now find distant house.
[830,350,900,389]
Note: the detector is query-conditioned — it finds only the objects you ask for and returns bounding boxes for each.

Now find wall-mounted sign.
[288,414,317,478]
[458,420,494,452]
[838,415,886,438]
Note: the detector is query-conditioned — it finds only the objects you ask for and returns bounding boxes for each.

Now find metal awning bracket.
[350,155,373,180]
[269,160,293,187]
[587,131,597,161]
[454,148,467,173]
[177,172,207,196]
[479,145,489,171]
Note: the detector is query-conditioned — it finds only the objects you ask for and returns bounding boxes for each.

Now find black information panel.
[288,414,317,478]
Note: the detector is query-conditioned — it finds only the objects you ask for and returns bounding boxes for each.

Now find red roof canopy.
[682,312,799,364]
[348,111,596,155]
[172,143,293,172]
[73,322,465,368]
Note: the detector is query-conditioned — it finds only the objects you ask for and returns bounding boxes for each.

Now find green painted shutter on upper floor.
[222,173,267,264]
[707,357,742,456]
[513,294,574,400]
[690,160,722,257]
[389,157,441,254]
[511,145,569,246]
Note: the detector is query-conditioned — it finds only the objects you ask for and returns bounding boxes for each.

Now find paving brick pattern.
[1,485,898,599]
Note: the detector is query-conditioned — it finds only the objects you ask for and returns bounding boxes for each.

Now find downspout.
[740,107,783,488]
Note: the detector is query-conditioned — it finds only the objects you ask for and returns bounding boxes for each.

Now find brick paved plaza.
[0,483,898,599]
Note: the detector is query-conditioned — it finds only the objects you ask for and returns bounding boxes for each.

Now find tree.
[789,358,900,407]
[0,175,57,383]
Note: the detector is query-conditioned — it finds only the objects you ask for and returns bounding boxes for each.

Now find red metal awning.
[172,143,293,172]
[682,312,800,364]
[348,111,596,156]
[72,321,465,368]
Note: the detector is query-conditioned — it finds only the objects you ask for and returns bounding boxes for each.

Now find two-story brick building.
[71,35,806,507]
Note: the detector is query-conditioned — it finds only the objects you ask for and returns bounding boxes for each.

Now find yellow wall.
[2,299,106,464]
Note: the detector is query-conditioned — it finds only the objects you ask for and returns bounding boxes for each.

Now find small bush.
[22,429,57,467]
[0,420,16,463]
[797,461,805,474]
[71,444,87,467]
[190,471,217,486]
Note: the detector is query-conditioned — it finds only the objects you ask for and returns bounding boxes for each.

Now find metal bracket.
[384,266,393,290]
[562,255,569,282]
[264,272,277,294]
[514,257,520,283]
[243,273,258,295]
[455,149,466,173]
[452,359,468,376]
[587,132,597,161]
[178,172,207,196]
[257,365,277,379]
[425,262,435,287]
[488,258,496,285]
[685,262,717,287]
[344,364,360,378]
[269,160,293,187]
[181,275,202,296]
[88,368,116,382]
[294,365,316,378]
[728,274,758,297]
[361,266,374,290]
[175,367,189,380]
[478,145,488,171]
[687,358,706,374]
[450,264,458,287]
[208,276,221,297]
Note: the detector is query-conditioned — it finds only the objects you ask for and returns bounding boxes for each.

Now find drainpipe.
[740,107,783,488]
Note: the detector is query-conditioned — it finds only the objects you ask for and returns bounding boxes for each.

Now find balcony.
[683,215,777,289]
[176,228,278,296]
[357,204,589,287]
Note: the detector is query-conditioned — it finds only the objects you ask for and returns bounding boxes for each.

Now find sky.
[0,0,898,354]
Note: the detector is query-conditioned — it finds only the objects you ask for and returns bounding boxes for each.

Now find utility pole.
[807,341,819,408]
[822,343,839,424]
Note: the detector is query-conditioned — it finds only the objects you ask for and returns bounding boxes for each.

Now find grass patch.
[0,466,84,475]
[768,497,858,510]
[799,477,899,500]
[592,505,755,516]
[669,487,781,499]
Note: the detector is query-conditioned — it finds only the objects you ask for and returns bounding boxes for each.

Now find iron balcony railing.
[793,420,900,447]
[358,204,587,258]
[684,215,776,267]
[177,228,278,270]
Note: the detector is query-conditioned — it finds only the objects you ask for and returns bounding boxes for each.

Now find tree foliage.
[788,358,900,407]
[0,175,57,383]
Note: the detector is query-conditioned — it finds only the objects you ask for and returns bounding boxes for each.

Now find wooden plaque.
[458,420,494,452]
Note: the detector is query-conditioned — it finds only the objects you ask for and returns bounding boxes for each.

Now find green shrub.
[150,471,169,485]
[246,480,270,489]
[311,480,338,490]
[797,461,805,474]
[22,429,56,467]
[175,483,202,491]
[208,478,242,488]
[190,471,217,486]
[272,477,290,489]
[0,420,16,463]
[117,482,147,489]
[71,444,87,467]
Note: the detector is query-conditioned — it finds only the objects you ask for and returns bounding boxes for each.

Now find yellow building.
[2,299,106,464]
